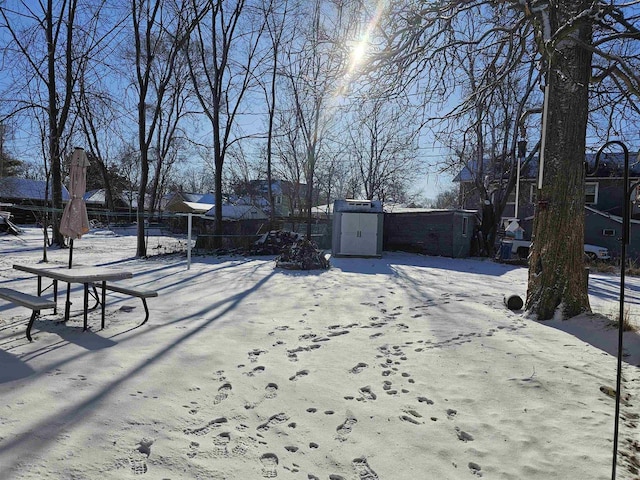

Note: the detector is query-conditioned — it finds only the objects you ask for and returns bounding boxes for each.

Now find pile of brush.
[275,237,330,270]
[250,230,303,255]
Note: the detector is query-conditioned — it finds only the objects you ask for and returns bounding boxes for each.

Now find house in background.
[245,179,307,217]
[163,193,214,215]
[0,177,70,224]
[204,204,268,221]
[83,189,139,223]
[455,151,640,260]
[161,191,212,213]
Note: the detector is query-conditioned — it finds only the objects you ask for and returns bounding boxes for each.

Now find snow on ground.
[0,226,639,479]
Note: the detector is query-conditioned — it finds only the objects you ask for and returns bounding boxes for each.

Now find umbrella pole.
[65,239,73,320]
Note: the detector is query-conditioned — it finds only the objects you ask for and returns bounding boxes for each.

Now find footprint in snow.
[336,415,357,441]
[214,382,232,404]
[350,362,368,374]
[469,462,483,476]
[128,439,152,476]
[352,457,379,479]
[257,412,289,432]
[289,369,309,381]
[455,426,474,442]
[213,432,231,457]
[260,453,279,478]
[264,383,278,399]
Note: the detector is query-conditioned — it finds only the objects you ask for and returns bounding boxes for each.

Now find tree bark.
[526,0,593,319]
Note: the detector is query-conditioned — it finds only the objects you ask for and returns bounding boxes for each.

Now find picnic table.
[13,264,133,332]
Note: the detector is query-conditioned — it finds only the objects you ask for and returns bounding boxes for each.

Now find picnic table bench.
[95,282,158,325]
[0,287,56,341]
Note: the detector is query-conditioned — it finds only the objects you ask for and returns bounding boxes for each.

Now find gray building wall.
[584,209,640,262]
[383,210,477,258]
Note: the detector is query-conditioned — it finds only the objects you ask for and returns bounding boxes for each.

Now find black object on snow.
[504,294,524,311]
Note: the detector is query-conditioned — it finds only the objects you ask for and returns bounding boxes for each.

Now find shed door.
[340,213,378,255]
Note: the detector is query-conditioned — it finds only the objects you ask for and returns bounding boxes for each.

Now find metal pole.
[187,213,192,270]
[597,141,629,480]
[65,238,73,320]
[515,157,521,219]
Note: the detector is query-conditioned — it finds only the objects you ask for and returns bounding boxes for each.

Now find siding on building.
[383,209,477,258]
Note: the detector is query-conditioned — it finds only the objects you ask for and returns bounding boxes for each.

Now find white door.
[357,214,378,256]
[340,213,378,255]
[340,213,361,255]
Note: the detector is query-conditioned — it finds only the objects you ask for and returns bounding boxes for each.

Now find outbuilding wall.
[383,210,476,258]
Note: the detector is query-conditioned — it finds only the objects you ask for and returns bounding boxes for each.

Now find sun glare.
[350,41,368,67]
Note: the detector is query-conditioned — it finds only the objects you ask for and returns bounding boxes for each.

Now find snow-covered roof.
[0,177,70,201]
[83,189,138,208]
[384,205,476,214]
[198,193,215,204]
[183,202,215,214]
[164,199,214,214]
[334,199,383,213]
[205,204,268,220]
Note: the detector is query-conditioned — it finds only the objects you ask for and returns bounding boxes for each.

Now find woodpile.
[275,237,330,270]
[192,231,330,271]
[250,230,303,255]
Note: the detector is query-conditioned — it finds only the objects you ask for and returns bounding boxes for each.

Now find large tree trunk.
[47,0,65,248]
[526,0,593,319]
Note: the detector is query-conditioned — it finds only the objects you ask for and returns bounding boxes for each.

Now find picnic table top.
[13,264,132,283]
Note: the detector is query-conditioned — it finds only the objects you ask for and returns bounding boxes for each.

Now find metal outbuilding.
[332,199,383,257]
[383,207,477,258]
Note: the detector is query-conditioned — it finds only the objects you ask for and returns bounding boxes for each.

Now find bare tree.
[277,0,361,238]
[434,45,541,255]
[346,97,422,201]
[185,0,267,246]
[75,57,125,214]
[130,0,208,257]
[147,49,193,215]
[0,0,111,246]
[369,0,639,319]
[260,0,292,225]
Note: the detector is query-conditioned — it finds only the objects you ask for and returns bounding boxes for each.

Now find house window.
[529,184,537,203]
[602,229,616,237]
[462,216,468,236]
[275,195,282,205]
[585,182,598,204]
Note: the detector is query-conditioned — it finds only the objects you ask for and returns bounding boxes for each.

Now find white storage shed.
[332,199,383,257]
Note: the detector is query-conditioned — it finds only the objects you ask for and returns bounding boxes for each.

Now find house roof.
[0,177,70,201]
[163,198,214,214]
[454,151,640,182]
[179,201,215,214]
[84,189,138,209]
[198,193,215,204]
[160,191,211,210]
[205,204,268,220]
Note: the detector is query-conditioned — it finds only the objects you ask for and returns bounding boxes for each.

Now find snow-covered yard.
[0,227,638,479]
